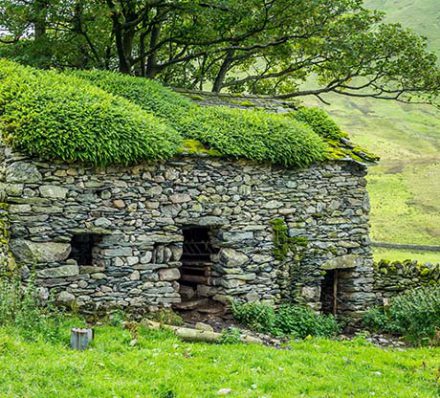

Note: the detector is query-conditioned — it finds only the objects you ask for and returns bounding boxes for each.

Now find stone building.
[0,93,376,320]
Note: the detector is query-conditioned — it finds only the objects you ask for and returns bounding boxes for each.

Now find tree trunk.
[212,50,235,93]
[145,23,161,78]
[33,0,48,40]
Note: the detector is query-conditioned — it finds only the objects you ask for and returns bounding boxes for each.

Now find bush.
[219,327,242,344]
[274,305,340,339]
[180,106,327,168]
[70,69,194,128]
[231,301,276,333]
[232,301,339,338]
[362,307,393,333]
[0,59,181,166]
[389,286,440,345]
[363,287,440,345]
[290,107,345,140]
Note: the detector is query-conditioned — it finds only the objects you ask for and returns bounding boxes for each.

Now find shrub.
[274,305,340,338]
[363,287,440,345]
[362,307,392,333]
[389,286,440,345]
[0,59,181,166]
[180,106,328,168]
[232,301,339,338]
[70,69,194,128]
[290,107,345,140]
[231,301,276,333]
[0,60,342,168]
[71,70,330,168]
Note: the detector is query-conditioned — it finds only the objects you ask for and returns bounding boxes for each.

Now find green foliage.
[363,307,395,334]
[180,106,327,168]
[70,69,195,128]
[72,69,331,167]
[290,107,346,140]
[0,275,63,342]
[0,0,438,105]
[219,327,242,344]
[270,218,308,260]
[389,287,440,345]
[273,305,340,339]
[231,301,276,334]
[0,59,181,166]
[363,287,440,345]
[232,301,339,339]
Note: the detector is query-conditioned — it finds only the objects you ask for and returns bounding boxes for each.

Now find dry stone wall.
[374,260,440,304]
[0,145,375,318]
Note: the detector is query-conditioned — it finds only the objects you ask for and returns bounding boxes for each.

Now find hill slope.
[307,0,440,259]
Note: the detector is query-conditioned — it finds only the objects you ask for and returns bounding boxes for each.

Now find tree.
[0,0,438,104]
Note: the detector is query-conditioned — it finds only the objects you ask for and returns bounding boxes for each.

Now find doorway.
[178,226,219,302]
[320,269,339,315]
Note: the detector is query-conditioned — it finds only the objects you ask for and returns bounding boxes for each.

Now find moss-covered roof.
[0,59,378,168]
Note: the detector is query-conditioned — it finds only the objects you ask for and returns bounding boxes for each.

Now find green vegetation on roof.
[0,59,374,168]
[180,106,327,167]
[70,69,194,129]
[0,60,180,166]
[290,107,348,141]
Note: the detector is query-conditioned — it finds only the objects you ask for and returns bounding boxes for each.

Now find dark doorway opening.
[320,269,339,315]
[178,226,219,302]
[69,234,103,265]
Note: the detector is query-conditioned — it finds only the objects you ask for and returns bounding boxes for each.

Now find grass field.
[304,0,440,256]
[0,324,439,398]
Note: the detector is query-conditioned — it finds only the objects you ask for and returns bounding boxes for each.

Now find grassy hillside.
[366,0,440,56]
[306,0,440,261]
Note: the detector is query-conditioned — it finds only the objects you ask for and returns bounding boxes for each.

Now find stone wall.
[374,260,440,304]
[1,145,375,317]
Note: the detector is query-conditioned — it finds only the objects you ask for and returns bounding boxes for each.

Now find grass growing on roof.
[0,59,181,166]
[70,69,195,128]
[179,105,327,167]
[290,107,348,140]
[0,59,361,168]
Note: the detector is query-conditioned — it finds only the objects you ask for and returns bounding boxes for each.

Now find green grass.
[373,248,440,263]
[0,324,439,398]
[366,0,440,56]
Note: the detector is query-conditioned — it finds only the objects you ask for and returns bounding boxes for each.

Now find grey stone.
[95,217,112,228]
[321,254,362,270]
[195,322,214,332]
[264,200,283,209]
[10,240,71,263]
[39,185,68,199]
[219,248,248,267]
[38,264,79,278]
[57,291,76,305]
[6,162,42,183]
[170,193,191,203]
[221,231,253,242]
[158,268,180,281]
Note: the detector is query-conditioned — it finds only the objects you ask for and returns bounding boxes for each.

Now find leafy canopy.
[0,0,438,105]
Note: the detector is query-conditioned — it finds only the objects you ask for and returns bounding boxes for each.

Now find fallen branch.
[143,320,263,345]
